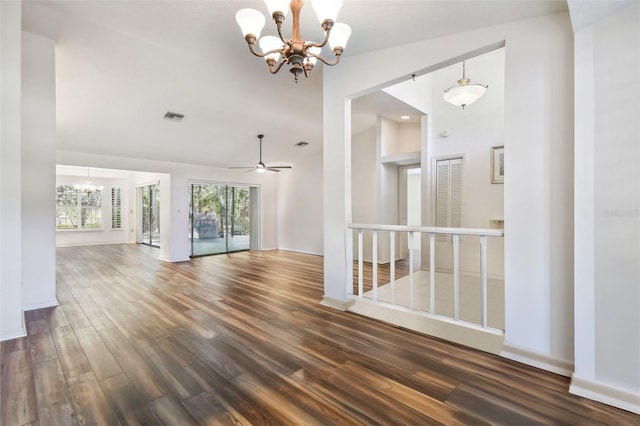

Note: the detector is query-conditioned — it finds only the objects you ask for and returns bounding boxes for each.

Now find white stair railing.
[349,223,504,330]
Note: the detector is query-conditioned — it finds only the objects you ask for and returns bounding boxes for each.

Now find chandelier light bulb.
[305,46,321,66]
[236,9,265,38]
[259,36,283,62]
[329,23,351,50]
[311,0,343,23]
[264,0,290,17]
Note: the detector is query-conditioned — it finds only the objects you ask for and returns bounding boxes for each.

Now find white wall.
[323,12,575,376]
[0,1,24,341]
[429,49,505,278]
[277,150,323,255]
[571,1,640,414]
[351,127,377,261]
[383,75,433,115]
[22,32,58,311]
[501,14,574,376]
[381,119,421,157]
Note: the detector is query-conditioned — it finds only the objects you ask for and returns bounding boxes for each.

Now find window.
[56,185,102,230]
[436,158,462,241]
[111,187,122,229]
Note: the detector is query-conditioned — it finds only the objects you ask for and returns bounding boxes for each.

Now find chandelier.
[443,61,488,109]
[236,0,352,82]
[73,167,103,194]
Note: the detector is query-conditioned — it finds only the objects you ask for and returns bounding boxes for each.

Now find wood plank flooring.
[1,244,638,425]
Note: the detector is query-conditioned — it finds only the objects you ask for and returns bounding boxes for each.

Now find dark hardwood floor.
[1,244,638,425]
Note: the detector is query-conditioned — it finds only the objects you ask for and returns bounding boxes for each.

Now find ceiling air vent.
[163,111,184,122]
[295,141,309,147]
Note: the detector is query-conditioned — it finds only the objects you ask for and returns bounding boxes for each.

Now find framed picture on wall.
[491,145,504,184]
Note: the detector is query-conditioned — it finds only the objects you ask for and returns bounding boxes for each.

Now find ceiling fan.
[229,134,292,173]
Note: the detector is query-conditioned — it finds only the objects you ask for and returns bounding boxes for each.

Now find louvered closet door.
[435,158,463,242]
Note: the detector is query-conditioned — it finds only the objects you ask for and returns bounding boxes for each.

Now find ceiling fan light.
[236,8,266,38]
[259,36,283,62]
[329,23,351,50]
[312,0,343,23]
[443,84,487,108]
[264,0,290,17]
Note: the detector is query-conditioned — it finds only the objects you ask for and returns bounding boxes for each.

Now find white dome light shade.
[304,46,321,66]
[443,84,487,108]
[264,0,290,17]
[259,36,283,62]
[312,0,343,23]
[236,9,266,38]
[329,23,351,50]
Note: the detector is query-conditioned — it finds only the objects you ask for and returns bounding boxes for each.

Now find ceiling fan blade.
[228,135,292,173]
[229,167,255,173]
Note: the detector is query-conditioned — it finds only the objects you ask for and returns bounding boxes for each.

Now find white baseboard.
[320,296,355,311]
[23,299,60,312]
[501,342,574,377]
[570,375,640,415]
[277,248,323,257]
[0,327,26,342]
[55,241,129,247]
[158,256,191,263]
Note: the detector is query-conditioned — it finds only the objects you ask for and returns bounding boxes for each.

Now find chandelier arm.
[303,28,331,50]
[267,57,289,74]
[247,40,286,59]
[313,48,344,66]
[275,22,292,46]
[246,39,267,58]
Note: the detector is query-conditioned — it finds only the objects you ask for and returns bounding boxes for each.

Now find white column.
[322,95,352,304]
[21,32,58,311]
[0,1,25,341]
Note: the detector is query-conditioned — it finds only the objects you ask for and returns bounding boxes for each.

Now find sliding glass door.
[190,183,255,256]
[140,184,160,247]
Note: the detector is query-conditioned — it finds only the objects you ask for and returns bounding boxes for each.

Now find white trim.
[188,178,260,188]
[55,241,133,248]
[320,296,355,311]
[348,298,504,354]
[501,342,574,377]
[23,300,59,312]
[277,248,323,257]
[570,375,640,415]
[159,256,191,263]
[134,179,160,188]
[348,223,504,237]
[0,328,26,342]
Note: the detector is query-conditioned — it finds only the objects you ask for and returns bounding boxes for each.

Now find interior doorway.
[189,183,259,256]
[398,165,421,269]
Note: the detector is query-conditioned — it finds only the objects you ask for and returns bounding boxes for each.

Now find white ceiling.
[22,0,567,169]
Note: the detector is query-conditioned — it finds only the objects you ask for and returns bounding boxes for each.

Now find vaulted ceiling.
[22,0,567,169]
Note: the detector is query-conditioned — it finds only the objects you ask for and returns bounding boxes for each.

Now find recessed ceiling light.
[295,141,309,147]
[401,115,410,120]
[163,111,184,122]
